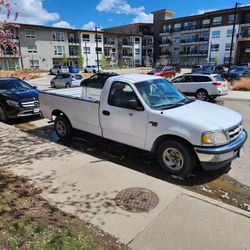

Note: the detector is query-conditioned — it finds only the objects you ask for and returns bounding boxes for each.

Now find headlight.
[201,130,228,146]
[6,100,20,108]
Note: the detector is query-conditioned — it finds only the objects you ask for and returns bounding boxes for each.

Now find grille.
[228,124,242,141]
[21,100,39,108]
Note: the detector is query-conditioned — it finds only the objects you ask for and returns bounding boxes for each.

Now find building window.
[29,60,39,69]
[135,59,140,66]
[82,34,90,41]
[163,24,171,32]
[54,46,65,55]
[200,44,208,53]
[184,21,196,29]
[52,32,65,42]
[174,23,181,31]
[95,35,102,42]
[135,49,140,55]
[173,35,180,43]
[211,44,219,51]
[27,45,37,53]
[212,30,221,38]
[227,29,236,37]
[228,14,235,24]
[25,30,36,38]
[135,38,140,44]
[213,16,222,25]
[95,47,102,54]
[83,47,91,54]
[202,19,210,26]
[225,43,234,51]
[200,32,209,41]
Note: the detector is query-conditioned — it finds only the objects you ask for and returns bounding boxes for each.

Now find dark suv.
[0,78,40,122]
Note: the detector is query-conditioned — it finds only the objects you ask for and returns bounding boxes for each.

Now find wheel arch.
[51,109,72,127]
[151,134,195,154]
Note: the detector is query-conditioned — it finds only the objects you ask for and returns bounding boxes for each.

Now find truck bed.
[41,87,102,103]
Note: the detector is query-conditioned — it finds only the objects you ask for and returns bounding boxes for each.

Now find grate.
[115,187,159,213]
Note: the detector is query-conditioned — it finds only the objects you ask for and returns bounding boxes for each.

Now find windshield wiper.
[154,103,184,110]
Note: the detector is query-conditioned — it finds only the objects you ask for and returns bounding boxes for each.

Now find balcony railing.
[104,41,115,46]
[121,53,133,57]
[180,38,209,44]
[68,38,80,44]
[120,42,133,47]
[160,52,171,56]
[0,51,19,57]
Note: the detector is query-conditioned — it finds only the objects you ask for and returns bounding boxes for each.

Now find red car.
[148,66,176,78]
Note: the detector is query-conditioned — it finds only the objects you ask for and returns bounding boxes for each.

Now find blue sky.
[2,0,250,29]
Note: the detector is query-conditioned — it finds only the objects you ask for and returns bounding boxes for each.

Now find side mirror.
[127,99,143,111]
[32,86,37,89]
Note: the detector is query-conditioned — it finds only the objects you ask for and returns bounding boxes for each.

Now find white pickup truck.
[39,74,247,177]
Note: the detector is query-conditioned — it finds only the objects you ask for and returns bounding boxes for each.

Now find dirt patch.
[230,78,250,91]
[0,70,42,80]
[0,170,128,249]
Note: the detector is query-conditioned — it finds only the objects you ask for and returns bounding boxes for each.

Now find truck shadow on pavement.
[29,125,230,187]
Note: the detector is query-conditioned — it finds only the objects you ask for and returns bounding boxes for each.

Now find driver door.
[100,81,149,149]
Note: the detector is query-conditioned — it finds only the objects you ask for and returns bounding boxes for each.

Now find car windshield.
[0,79,32,93]
[74,74,82,80]
[135,78,190,110]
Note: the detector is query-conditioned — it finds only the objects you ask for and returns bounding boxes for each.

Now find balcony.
[68,38,80,45]
[159,52,171,57]
[238,32,250,41]
[142,42,153,48]
[180,51,207,56]
[69,52,78,58]
[159,40,171,47]
[0,51,19,58]
[120,42,133,47]
[104,41,115,47]
[159,29,172,35]
[180,38,208,44]
[121,53,133,58]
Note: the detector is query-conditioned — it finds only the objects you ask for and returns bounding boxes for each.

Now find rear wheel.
[54,116,72,141]
[196,89,208,101]
[84,69,88,73]
[157,140,196,178]
[51,82,56,88]
[0,105,8,122]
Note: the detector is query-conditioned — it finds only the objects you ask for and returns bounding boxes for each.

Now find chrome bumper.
[195,129,248,170]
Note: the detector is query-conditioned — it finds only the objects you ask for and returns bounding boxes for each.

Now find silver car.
[84,65,103,73]
[50,73,83,88]
[50,65,69,75]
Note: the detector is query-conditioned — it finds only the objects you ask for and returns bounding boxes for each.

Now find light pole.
[228,2,241,74]
[209,42,212,63]
[95,27,100,72]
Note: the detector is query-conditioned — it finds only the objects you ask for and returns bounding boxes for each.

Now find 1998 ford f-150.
[39,74,247,177]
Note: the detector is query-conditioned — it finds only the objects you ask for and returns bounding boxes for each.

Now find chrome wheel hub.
[56,120,66,136]
[162,148,184,171]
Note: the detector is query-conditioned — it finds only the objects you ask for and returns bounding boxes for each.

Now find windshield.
[0,79,33,93]
[135,78,189,110]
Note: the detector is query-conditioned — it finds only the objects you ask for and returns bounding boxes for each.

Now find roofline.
[151,9,175,15]
[159,5,250,23]
[103,22,153,31]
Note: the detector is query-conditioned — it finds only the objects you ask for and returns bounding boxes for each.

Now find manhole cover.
[115,187,159,213]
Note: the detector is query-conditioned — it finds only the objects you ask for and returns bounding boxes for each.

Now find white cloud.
[82,21,102,30]
[195,9,217,15]
[0,0,59,24]
[96,0,144,15]
[132,12,153,23]
[52,21,73,28]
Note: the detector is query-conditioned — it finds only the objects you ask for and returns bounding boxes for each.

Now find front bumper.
[195,129,248,170]
[6,107,41,119]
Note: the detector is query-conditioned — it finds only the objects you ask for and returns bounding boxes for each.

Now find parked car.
[69,65,80,73]
[50,73,83,88]
[0,78,40,122]
[148,66,176,78]
[171,73,228,101]
[50,65,69,75]
[39,74,247,178]
[80,72,119,88]
[191,65,203,73]
[84,65,102,73]
[192,65,226,75]
[221,66,250,81]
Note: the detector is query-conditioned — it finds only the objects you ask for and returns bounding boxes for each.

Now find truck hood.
[164,100,242,131]
[2,90,39,102]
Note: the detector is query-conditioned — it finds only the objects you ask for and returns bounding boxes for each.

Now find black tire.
[51,82,56,88]
[93,70,96,73]
[50,70,53,75]
[84,69,88,73]
[196,89,208,101]
[209,96,217,101]
[157,140,196,178]
[54,116,72,141]
[66,83,71,88]
[0,105,8,122]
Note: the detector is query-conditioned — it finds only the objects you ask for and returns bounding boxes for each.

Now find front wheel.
[66,83,71,88]
[196,89,208,101]
[157,140,196,178]
[51,82,56,88]
[54,116,72,141]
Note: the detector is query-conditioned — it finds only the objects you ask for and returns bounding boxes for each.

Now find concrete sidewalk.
[219,90,250,102]
[0,122,250,249]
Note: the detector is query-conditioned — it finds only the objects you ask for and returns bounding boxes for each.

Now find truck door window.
[108,82,143,110]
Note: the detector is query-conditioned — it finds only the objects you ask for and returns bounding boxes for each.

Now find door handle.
[102,110,110,116]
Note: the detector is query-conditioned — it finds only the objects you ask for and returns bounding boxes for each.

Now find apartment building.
[104,23,154,67]
[152,6,250,66]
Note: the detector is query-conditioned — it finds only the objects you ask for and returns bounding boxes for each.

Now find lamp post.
[228,2,241,74]
[95,27,100,72]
